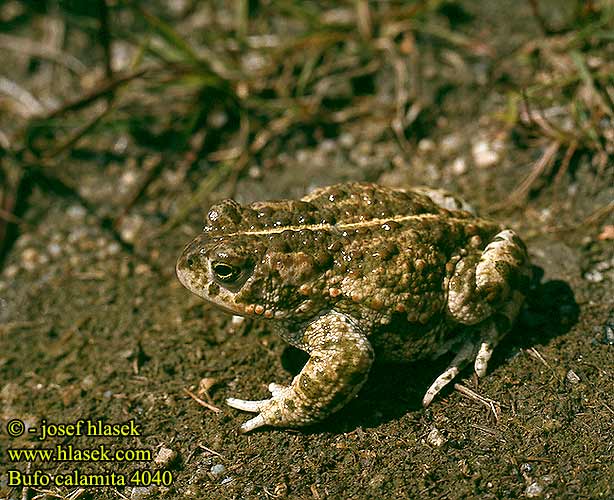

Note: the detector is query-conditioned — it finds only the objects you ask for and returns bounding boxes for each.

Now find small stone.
[320,139,337,153]
[48,243,62,257]
[566,369,580,384]
[208,110,228,129]
[426,427,447,447]
[472,139,499,168]
[121,170,139,188]
[339,133,355,148]
[248,165,262,179]
[131,486,157,499]
[21,248,41,271]
[418,138,435,152]
[440,134,462,155]
[67,205,87,220]
[135,264,151,275]
[4,264,18,278]
[525,481,543,497]
[119,215,144,244]
[210,464,226,476]
[107,242,121,255]
[154,447,176,467]
[81,375,96,390]
[584,270,603,283]
[296,150,310,163]
[451,157,467,175]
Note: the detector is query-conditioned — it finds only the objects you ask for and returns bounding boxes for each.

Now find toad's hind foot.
[421,319,505,407]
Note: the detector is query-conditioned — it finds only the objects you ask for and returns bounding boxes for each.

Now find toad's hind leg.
[423,229,531,407]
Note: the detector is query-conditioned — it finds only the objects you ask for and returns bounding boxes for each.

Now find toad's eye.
[212,262,241,283]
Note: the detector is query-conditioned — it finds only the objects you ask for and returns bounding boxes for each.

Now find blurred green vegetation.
[0,0,613,259]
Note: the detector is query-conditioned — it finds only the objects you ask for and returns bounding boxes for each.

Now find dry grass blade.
[97,0,113,79]
[43,67,150,120]
[183,387,221,413]
[0,76,45,117]
[454,383,501,422]
[571,50,614,119]
[355,0,373,40]
[236,0,249,40]
[502,141,560,207]
[0,161,25,265]
[137,5,201,66]
[113,128,208,231]
[159,162,233,234]
[0,34,86,74]
[526,0,552,35]
[43,104,114,159]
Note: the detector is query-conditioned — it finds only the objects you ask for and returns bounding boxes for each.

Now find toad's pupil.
[186,257,194,268]
[214,263,234,279]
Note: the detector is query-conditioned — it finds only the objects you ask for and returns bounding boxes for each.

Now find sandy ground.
[1,1,613,499]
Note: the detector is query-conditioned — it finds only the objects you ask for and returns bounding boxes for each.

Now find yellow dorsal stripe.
[226,213,474,237]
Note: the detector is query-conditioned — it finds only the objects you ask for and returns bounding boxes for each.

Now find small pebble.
[472,139,499,168]
[339,133,356,148]
[135,264,151,275]
[120,170,139,188]
[231,315,245,326]
[48,243,62,257]
[154,447,176,467]
[248,165,262,179]
[296,150,310,163]
[21,248,42,271]
[81,375,96,391]
[320,139,337,153]
[208,110,228,129]
[451,157,467,175]
[131,486,157,499]
[426,427,447,447]
[107,242,121,255]
[119,215,144,244]
[440,133,462,155]
[566,369,580,384]
[67,205,87,220]
[525,481,543,498]
[583,270,603,283]
[211,464,226,476]
[4,264,18,279]
[418,138,435,152]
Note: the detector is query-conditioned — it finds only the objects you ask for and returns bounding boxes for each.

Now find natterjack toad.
[176,182,531,432]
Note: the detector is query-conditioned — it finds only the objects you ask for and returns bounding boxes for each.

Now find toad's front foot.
[227,312,374,432]
[226,383,299,433]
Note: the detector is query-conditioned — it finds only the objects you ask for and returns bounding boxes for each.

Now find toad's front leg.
[227,312,374,432]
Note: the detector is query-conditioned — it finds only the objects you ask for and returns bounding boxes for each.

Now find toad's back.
[299,183,503,323]
[203,182,503,327]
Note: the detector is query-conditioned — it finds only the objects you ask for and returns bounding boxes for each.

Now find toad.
[176,182,531,432]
